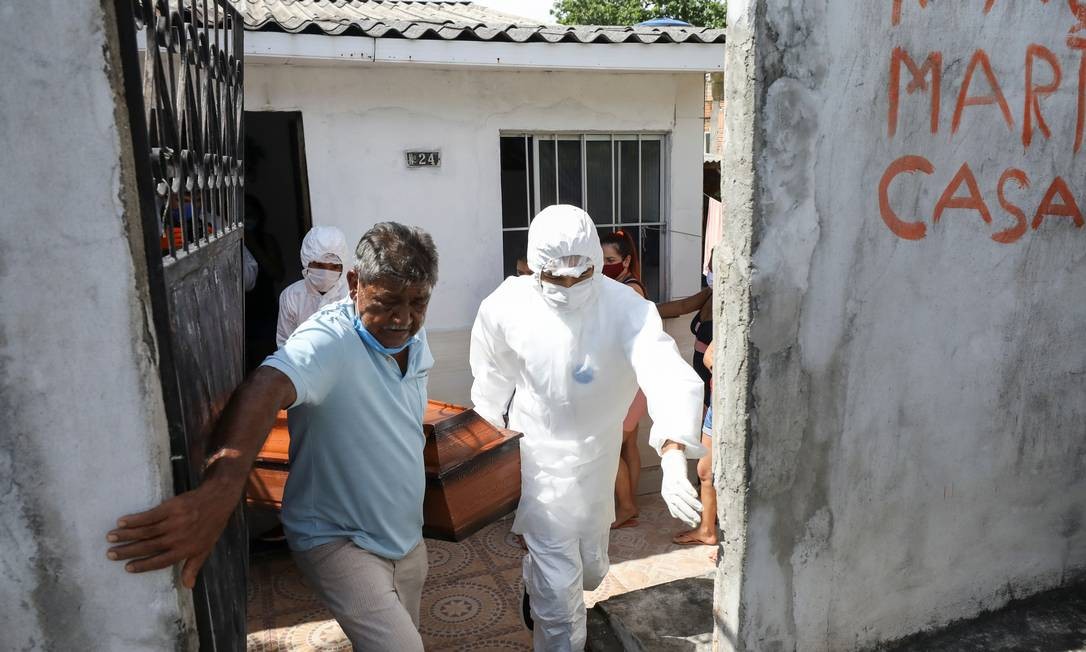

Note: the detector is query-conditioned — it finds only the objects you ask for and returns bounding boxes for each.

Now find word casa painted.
[879,1,1085,242]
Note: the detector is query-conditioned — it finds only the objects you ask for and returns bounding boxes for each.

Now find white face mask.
[305,267,342,294]
[540,276,595,311]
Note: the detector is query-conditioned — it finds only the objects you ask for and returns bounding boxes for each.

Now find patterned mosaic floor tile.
[247,495,714,651]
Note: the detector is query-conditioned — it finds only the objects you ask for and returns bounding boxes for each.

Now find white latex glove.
[660,448,702,528]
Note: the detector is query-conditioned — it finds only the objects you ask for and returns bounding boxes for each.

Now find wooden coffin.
[246,411,290,510]
[422,402,523,542]
[245,401,523,542]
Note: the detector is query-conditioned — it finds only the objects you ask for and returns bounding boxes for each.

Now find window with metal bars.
[499,133,667,301]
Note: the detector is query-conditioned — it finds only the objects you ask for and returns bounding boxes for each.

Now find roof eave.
[243,31,725,73]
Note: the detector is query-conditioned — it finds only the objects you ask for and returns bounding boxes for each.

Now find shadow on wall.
[879,581,1086,652]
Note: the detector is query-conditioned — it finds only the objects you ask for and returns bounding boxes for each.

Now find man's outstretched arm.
[106,366,296,588]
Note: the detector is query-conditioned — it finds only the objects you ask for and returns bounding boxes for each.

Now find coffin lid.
[423,401,522,477]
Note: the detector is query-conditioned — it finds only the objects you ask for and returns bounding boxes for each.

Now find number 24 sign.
[406,151,441,168]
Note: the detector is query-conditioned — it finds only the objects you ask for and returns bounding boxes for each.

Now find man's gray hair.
[353,222,439,287]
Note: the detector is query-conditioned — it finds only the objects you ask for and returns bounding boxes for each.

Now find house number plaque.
[406,151,441,168]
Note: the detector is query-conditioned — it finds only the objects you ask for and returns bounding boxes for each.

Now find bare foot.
[672,529,718,546]
[709,547,719,563]
[611,506,640,529]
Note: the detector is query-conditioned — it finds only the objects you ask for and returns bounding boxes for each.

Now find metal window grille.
[133,0,245,261]
[499,132,668,300]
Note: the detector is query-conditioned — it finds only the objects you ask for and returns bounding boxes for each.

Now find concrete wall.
[0,1,194,649]
[716,1,1086,650]
[247,63,707,487]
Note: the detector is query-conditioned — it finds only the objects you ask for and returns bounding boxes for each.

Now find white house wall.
[246,64,706,442]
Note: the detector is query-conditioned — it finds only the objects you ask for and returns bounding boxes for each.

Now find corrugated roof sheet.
[232,0,726,44]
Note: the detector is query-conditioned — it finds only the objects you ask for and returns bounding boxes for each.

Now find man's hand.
[107,479,239,588]
[660,448,702,528]
[106,366,294,587]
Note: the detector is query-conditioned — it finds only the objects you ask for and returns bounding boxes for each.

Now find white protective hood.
[300,225,349,270]
[276,226,351,347]
[300,225,349,297]
[470,205,705,538]
[525,204,603,277]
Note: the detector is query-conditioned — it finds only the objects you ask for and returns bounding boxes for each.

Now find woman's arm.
[656,286,711,320]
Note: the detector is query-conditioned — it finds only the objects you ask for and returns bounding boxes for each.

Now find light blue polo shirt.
[261,298,433,560]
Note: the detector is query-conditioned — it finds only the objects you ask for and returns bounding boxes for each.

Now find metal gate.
[116,0,247,648]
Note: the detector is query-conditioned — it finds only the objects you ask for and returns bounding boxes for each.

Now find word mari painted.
[880,0,1086,243]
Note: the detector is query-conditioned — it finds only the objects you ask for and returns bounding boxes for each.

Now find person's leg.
[624,432,641,512]
[624,391,646,512]
[392,540,428,627]
[293,540,425,651]
[613,452,638,529]
[580,527,611,592]
[571,527,613,650]
[621,427,642,510]
[522,531,586,652]
[614,391,647,528]
[699,440,718,544]
[672,434,718,546]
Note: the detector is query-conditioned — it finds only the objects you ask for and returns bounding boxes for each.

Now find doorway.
[244,111,313,371]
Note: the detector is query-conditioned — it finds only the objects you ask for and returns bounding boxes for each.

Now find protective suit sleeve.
[469,298,518,429]
[627,303,707,459]
[276,286,298,348]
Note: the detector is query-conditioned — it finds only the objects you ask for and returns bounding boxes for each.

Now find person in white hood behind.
[470,204,706,651]
[277,226,351,347]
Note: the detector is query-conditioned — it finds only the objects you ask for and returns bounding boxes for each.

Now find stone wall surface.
[716,1,1086,650]
[0,1,193,650]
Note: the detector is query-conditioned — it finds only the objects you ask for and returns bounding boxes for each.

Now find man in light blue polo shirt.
[108,222,439,651]
[264,299,432,559]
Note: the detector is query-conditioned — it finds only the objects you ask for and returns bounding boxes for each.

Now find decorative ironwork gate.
[117,0,247,648]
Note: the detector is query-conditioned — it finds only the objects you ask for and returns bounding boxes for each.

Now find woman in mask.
[276,226,350,347]
[600,230,648,529]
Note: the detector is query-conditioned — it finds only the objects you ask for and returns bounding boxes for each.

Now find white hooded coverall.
[276,226,350,347]
[470,205,705,651]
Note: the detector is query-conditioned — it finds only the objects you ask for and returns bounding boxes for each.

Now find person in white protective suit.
[276,226,351,346]
[470,205,706,651]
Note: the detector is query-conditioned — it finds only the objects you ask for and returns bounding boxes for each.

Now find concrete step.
[881,581,1086,652]
[587,573,715,652]
[586,606,628,652]
[587,576,1085,651]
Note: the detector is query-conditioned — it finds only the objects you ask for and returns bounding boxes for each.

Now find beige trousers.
[293,539,428,651]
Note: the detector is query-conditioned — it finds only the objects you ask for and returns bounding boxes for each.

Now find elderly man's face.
[348,271,432,349]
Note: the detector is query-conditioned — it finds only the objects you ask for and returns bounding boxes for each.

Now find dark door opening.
[244,111,313,371]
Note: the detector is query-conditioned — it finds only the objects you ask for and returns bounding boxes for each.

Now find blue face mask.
[353,316,415,355]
